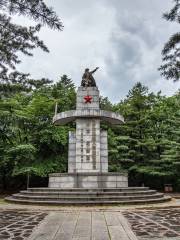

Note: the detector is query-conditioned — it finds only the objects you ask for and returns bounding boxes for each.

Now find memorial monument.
[6,69,171,204]
[49,67,128,188]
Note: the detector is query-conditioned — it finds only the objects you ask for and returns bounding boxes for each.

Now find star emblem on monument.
[84,95,92,103]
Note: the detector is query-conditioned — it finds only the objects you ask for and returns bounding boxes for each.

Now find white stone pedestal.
[49,172,128,188]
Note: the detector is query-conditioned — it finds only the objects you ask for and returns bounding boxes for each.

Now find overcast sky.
[16,0,179,102]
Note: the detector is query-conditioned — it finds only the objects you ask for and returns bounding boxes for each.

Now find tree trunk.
[2,170,7,190]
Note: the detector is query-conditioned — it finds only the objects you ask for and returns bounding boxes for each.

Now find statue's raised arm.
[90,67,99,74]
[81,67,99,87]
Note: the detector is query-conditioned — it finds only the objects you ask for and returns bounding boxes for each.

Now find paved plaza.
[1,207,180,240]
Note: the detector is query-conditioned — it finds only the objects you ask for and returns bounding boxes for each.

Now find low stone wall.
[48,172,128,188]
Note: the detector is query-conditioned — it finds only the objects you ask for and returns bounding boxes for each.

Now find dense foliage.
[159,0,180,81]
[110,83,180,189]
[0,77,179,191]
[0,75,76,190]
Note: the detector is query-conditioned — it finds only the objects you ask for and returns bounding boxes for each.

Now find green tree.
[121,83,153,163]
[0,0,63,92]
[108,83,154,180]
[129,92,180,188]
[52,75,76,111]
[159,0,180,81]
[100,96,113,111]
[0,75,76,189]
[158,97,180,187]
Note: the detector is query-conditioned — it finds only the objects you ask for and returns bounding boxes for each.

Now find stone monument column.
[68,87,108,173]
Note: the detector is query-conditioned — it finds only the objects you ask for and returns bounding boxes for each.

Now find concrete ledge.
[49,172,128,177]
[53,110,124,125]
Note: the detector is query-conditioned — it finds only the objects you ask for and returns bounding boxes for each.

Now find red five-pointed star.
[84,95,92,103]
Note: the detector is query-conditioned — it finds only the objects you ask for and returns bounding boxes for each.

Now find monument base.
[48,172,128,188]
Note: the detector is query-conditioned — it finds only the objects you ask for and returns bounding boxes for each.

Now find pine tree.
[123,83,152,163]
[108,129,132,172]
[130,93,180,189]
[108,83,154,174]
[159,108,180,179]
[0,0,63,92]
[159,0,180,81]
[52,75,76,111]
[100,97,113,111]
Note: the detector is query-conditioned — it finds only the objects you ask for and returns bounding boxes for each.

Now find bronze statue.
[81,67,99,87]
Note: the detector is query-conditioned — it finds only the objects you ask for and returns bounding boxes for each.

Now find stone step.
[5,186,171,205]
[12,192,164,201]
[27,187,150,192]
[5,195,171,205]
[20,189,157,196]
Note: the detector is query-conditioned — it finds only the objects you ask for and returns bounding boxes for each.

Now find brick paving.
[123,208,180,239]
[0,210,47,240]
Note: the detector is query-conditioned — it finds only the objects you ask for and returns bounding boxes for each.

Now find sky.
[15,0,179,103]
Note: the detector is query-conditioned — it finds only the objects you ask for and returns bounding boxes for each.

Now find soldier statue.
[81,67,99,87]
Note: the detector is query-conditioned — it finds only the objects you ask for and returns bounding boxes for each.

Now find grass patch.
[0,194,9,204]
[0,198,6,204]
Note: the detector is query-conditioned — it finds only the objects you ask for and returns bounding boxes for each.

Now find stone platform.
[48,172,128,188]
[5,187,171,205]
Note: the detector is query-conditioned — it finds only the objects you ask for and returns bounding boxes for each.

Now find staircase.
[5,187,171,205]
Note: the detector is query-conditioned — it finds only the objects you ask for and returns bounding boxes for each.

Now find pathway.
[28,211,137,240]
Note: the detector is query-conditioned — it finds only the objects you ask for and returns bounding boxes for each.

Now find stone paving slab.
[28,211,137,240]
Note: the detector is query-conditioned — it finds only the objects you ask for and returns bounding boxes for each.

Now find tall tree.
[158,97,180,179]
[159,0,180,81]
[0,0,63,93]
[122,83,153,163]
[0,75,76,189]
[108,83,154,175]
